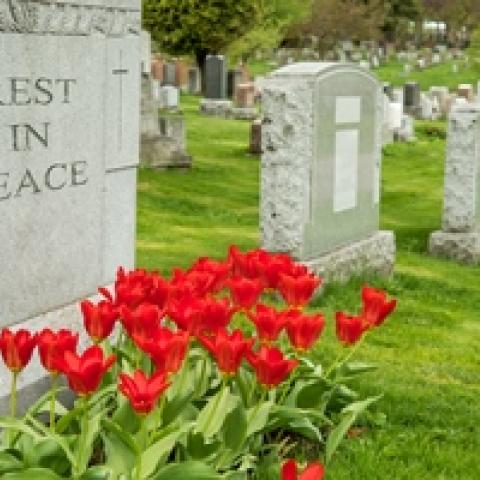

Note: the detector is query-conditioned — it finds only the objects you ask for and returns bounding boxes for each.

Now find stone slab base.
[0,293,102,415]
[302,231,396,283]
[141,136,192,170]
[428,231,480,264]
[229,107,258,121]
[199,99,233,117]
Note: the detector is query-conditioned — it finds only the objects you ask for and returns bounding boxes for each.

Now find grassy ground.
[137,96,480,479]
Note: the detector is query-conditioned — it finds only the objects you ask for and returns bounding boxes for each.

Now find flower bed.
[0,246,396,479]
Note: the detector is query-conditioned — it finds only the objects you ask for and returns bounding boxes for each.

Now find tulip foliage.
[0,247,396,479]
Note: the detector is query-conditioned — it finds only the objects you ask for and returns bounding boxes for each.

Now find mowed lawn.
[137,96,480,479]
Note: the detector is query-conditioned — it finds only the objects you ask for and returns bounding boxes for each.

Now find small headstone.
[430,86,450,117]
[429,104,480,263]
[227,69,243,98]
[159,86,180,110]
[175,59,189,91]
[151,56,164,82]
[452,63,459,74]
[235,83,256,108]
[250,119,262,154]
[457,84,474,102]
[432,53,441,64]
[0,0,141,411]
[388,102,403,130]
[188,68,201,94]
[420,94,434,120]
[395,114,415,142]
[404,82,421,117]
[163,62,176,86]
[261,62,395,282]
[205,55,227,99]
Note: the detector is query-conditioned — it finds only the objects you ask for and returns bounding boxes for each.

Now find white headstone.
[160,86,180,109]
[421,94,434,120]
[140,30,152,75]
[388,102,403,130]
[0,0,141,411]
[261,62,395,281]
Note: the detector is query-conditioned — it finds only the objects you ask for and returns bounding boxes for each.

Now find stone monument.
[200,55,232,117]
[429,104,480,264]
[261,63,395,282]
[0,0,141,412]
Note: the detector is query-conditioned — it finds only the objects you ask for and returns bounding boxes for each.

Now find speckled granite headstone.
[0,0,141,411]
[429,104,480,263]
[260,62,395,282]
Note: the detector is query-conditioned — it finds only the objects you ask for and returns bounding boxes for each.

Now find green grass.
[137,96,480,479]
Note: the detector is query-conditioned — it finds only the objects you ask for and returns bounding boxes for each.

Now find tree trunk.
[195,49,208,96]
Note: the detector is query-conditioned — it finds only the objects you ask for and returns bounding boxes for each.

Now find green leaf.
[0,417,43,442]
[102,431,136,479]
[25,387,67,419]
[149,461,222,480]
[79,466,113,479]
[246,401,273,437]
[341,361,378,376]
[101,418,139,455]
[268,406,321,442]
[295,379,332,409]
[0,451,23,474]
[326,395,382,464]
[195,387,237,440]
[223,401,247,452]
[77,412,103,473]
[139,426,189,478]
[2,467,63,479]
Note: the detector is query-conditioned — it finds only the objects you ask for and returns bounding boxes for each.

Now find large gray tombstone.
[205,55,227,99]
[429,104,480,263]
[0,0,141,411]
[261,63,395,281]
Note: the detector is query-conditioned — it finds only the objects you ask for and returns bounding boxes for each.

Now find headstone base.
[229,107,258,121]
[302,231,396,283]
[141,135,192,170]
[200,99,233,117]
[428,231,480,264]
[0,294,99,414]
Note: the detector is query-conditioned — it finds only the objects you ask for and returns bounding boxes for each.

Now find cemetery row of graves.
[1,5,480,477]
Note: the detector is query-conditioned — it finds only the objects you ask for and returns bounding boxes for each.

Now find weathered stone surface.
[230,107,257,120]
[250,119,262,154]
[429,231,480,264]
[205,55,227,99]
[304,231,396,283]
[442,105,480,232]
[261,63,386,258]
[199,98,233,117]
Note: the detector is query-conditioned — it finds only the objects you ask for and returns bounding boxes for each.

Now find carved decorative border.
[0,0,141,35]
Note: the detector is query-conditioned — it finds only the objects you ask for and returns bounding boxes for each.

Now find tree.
[228,0,313,61]
[297,0,385,55]
[143,0,262,73]
[382,0,421,43]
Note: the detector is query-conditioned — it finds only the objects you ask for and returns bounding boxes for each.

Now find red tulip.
[37,329,78,374]
[171,268,216,298]
[58,346,115,396]
[255,253,296,290]
[114,267,148,308]
[247,304,286,343]
[189,257,231,293]
[0,329,37,373]
[228,277,264,310]
[282,310,325,351]
[199,329,253,376]
[81,300,118,343]
[361,285,397,327]
[118,370,170,415]
[228,246,262,279]
[246,346,298,388]
[197,297,236,334]
[335,312,366,345]
[167,297,204,336]
[281,459,325,480]
[120,303,161,341]
[148,273,171,309]
[278,273,322,309]
[135,327,189,375]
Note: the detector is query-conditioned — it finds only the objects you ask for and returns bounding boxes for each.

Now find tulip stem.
[8,372,18,447]
[325,336,366,378]
[136,416,148,480]
[50,374,57,433]
[74,396,89,478]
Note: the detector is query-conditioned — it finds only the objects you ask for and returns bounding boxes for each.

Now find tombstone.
[175,59,189,91]
[429,104,480,263]
[404,82,421,117]
[261,63,395,282]
[140,30,151,75]
[235,83,256,108]
[151,56,164,82]
[205,55,227,99]
[392,88,404,106]
[188,67,201,94]
[403,63,412,75]
[159,86,180,110]
[382,95,394,146]
[388,102,403,130]
[457,84,474,102]
[430,86,450,117]
[0,0,141,412]
[417,58,426,70]
[250,119,262,154]
[163,62,176,86]
[395,114,415,142]
[227,69,243,98]
[383,83,394,101]
[151,79,162,103]
[420,94,434,120]
[432,53,441,64]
